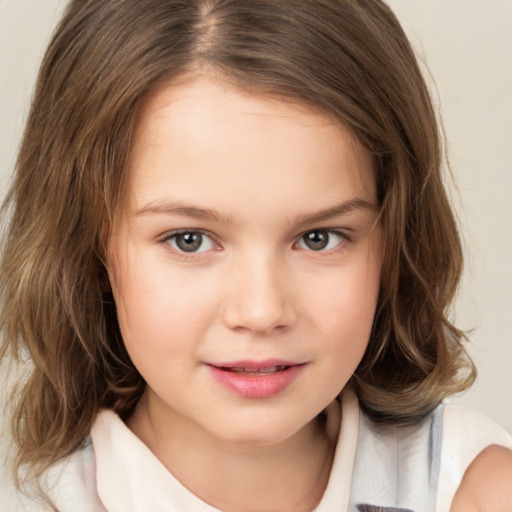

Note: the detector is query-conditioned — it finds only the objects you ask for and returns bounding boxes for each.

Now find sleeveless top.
[5,388,512,511]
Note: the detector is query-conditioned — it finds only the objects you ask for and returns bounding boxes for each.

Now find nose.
[221,251,296,335]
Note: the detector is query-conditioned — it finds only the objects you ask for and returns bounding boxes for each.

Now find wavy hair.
[1,0,474,487]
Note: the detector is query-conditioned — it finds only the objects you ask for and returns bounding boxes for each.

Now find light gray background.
[0,0,511,433]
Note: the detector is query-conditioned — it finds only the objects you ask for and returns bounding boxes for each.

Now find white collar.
[91,388,360,512]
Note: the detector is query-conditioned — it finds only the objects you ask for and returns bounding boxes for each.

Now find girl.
[1,1,511,511]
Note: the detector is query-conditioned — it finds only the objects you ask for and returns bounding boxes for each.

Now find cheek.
[307,254,381,363]
[111,249,220,358]
[312,256,380,322]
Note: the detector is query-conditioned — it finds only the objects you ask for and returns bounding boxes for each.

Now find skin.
[107,73,512,511]
[109,74,382,512]
[451,445,512,511]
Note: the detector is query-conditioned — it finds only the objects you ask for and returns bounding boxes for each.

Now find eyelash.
[294,229,351,253]
[160,228,351,257]
[160,229,219,256]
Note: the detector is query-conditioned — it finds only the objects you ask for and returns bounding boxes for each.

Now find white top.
[4,388,511,512]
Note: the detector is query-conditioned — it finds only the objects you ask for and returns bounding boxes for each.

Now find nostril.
[229,322,288,335]
[220,267,296,333]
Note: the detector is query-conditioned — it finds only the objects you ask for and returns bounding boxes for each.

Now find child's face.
[109,75,382,446]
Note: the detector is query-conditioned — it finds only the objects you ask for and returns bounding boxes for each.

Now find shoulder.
[438,404,512,511]
[0,438,104,512]
[42,437,106,511]
[450,444,512,511]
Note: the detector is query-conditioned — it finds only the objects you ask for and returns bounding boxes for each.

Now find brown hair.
[1,0,474,487]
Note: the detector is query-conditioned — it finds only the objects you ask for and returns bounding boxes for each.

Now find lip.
[206,359,306,398]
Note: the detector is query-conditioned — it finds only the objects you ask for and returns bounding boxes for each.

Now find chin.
[208,414,316,448]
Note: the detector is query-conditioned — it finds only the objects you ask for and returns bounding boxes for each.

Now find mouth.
[206,360,306,398]
[214,364,293,375]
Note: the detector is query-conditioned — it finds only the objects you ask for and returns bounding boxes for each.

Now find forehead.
[126,75,376,217]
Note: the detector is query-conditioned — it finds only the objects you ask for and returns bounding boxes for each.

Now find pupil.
[176,232,202,252]
[304,231,329,250]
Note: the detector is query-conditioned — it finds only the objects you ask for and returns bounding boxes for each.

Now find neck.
[127,394,341,512]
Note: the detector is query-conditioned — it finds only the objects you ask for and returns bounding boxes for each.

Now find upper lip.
[207,359,304,371]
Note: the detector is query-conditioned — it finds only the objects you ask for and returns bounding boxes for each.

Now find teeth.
[225,365,288,374]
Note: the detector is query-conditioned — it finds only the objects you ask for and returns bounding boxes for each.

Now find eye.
[296,230,345,251]
[164,231,216,253]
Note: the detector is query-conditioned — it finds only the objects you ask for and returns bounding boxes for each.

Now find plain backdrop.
[0,0,511,435]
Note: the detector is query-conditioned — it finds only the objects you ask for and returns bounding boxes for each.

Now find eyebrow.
[135,198,377,225]
[135,202,233,224]
[293,198,377,225]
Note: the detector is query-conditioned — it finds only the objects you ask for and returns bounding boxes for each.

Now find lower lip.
[207,364,304,398]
